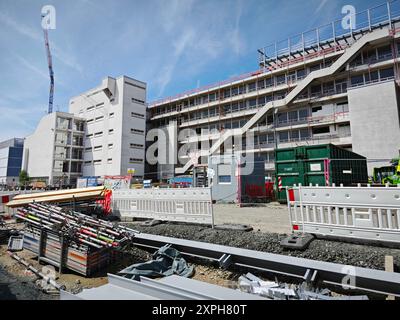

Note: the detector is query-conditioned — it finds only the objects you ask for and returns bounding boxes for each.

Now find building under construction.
[148,1,400,180]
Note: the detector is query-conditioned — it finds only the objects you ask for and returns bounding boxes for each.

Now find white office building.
[69,76,147,179]
[22,112,86,186]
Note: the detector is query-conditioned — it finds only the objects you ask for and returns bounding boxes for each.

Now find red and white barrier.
[287,185,400,244]
[0,194,14,218]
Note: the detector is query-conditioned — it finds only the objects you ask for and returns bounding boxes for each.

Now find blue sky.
[0,0,384,141]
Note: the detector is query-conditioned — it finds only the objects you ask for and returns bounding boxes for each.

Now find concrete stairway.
[176,28,391,174]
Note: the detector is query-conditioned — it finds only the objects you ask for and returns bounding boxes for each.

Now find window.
[86,133,93,139]
[380,67,394,79]
[288,111,298,122]
[132,98,145,104]
[248,82,256,92]
[290,130,300,141]
[297,69,306,79]
[313,126,330,135]
[257,79,265,89]
[109,112,115,118]
[96,102,104,107]
[107,158,113,164]
[232,121,239,129]
[248,99,257,108]
[218,176,231,184]
[364,71,378,83]
[224,105,231,114]
[224,89,231,98]
[231,87,239,96]
[84,161,91,166]
[87,106,95,111]
[125,81,146,90]
[278,113,288,124]
[265,77,273,87]
[300,129,310,139]
[131,112,144,118]
[109,129,114,134]
[93,160,102,165]
[276,74,286,85]
[129,158,143,163]
[310,64,321,72]
[87,119,94,124]
[84,147,92,152]
[279,132,289,142]
[95,116,104,122]
[94,146,102,151]
[130,143,144,149]
[377,45,392,60]
[312,106,322,113]
[94,131,103,138]
[131,128,144,135]
[299,109,309,120]
[351,75,364,86]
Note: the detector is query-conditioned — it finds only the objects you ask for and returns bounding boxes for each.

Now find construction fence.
[287,185,400,244]
[111,188,214,226]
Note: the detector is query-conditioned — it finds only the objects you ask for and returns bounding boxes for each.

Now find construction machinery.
[42,16,54,114]
[382,159,400,185]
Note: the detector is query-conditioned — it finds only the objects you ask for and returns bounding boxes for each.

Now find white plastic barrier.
[112,188,214,226]
[287,185,400,244]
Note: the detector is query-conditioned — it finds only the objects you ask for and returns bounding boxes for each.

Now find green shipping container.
[275,144,368,203]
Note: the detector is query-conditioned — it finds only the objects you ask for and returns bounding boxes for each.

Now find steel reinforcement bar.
[132,233,400,297]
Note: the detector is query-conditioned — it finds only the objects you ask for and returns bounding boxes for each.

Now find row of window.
[86,111,145,124]
[350,44,400,67]
[350,67,394,87]
[86,129,114,139]
[153,79,349,125]
[83,157,143,166]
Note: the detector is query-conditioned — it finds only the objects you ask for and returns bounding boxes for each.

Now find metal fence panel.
[112,188,214,226]
[287,186,400,244]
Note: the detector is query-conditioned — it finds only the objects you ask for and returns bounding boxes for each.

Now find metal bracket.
[218,254,233,269]
[303,269,318,283]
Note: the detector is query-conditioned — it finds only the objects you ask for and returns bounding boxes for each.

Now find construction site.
[1,0,400,307]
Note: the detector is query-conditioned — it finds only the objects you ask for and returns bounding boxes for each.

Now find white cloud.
[13,54,49,80]
[0,11,83,75]
[315,0,329,15]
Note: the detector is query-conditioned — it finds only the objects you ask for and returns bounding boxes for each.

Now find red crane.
[43,26,54,114]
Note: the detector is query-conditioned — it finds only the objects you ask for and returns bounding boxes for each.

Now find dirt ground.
[0,234,242,300]
[213,203,291,234]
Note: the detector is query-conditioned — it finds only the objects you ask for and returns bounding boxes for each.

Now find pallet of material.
[23,226,112,276]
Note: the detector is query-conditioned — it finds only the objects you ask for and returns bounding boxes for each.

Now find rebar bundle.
[16,203,139,250]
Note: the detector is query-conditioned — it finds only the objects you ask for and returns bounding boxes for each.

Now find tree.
[19,170,30,186]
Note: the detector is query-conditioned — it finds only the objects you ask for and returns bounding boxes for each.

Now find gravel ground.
[130,222,400,271]
[0,267,53,300]
[213,203,290,234]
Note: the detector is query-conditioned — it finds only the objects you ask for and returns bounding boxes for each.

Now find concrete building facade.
[68,76,147,179]
[148,9,400,178]
[0,138,24,186]
[22,112,86,186]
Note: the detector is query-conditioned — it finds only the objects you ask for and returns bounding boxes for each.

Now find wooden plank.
[385,256,395,301]
[11,187,105,201]
[6,190,105,208]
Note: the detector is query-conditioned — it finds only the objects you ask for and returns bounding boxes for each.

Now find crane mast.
[43,28,54,114]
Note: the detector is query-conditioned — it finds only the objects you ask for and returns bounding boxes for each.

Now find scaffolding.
[258,1,400,70]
